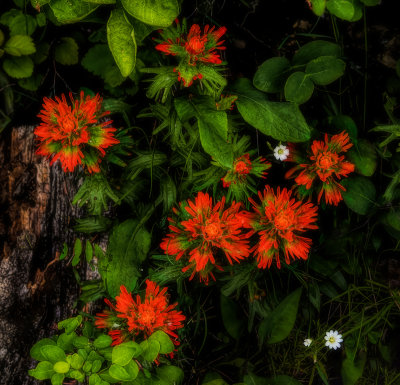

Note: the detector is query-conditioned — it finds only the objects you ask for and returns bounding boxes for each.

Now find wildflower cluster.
[155,20,227,87]
[35,91,119,173]
[304,330,343,350]
[95,280,185,350]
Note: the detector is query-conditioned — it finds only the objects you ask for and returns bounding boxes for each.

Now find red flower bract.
[35,91,119,173]
[286,131,355,206]
[160,191,252,283]
[95,281,185,348]
[249,186,318,269]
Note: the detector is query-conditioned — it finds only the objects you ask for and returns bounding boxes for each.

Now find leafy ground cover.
[1,0,400,384]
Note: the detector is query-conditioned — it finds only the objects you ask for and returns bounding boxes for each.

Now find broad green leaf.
[121,0,179,27]
[341,352,367,385]
[9,14,37,36]
[72,238,82,266]
[149,330,174,354]
[259,287,302,344]
[3,55,34,78]
[284,71,314,104]
[30,338,57,361]
[326,0,354,20]
[253,57,291,93]
[112,342,142,366]
[57,331,77,351]
[243,373,269,385]
[305,56,345,85]
[49,0,99,24]
[28,361,55,380]
[329,114,358,142]
[232,78,311,142]
[341,176,376,215]
[155,365,184,384]
[140,339,161,362]
[220,294,244,340]
[99,219,151,297]
[107,9,137,77]
[85,240,93,263]
[33,42,50,64]
[347,139,377,176]
[58,315,82,334]
[70,353,84,369]
[36,13,47,27]
[82,44,115,78]
[18,74,42,91]
[310,0,326,15]
[292,40,341,65]
[359,0,379,4]
[40,345,66,363]
[53,361,70,374]
[73,336,90,348]
[51,373,65,385]
[109,364,131,381]
[4,35,36,56]
[55,37,79,65]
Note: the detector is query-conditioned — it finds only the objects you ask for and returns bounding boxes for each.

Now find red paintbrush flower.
[285,131,355,205]
[248,186,318,269]
[95,281,185,348]
[160,191,252,283]
[35,91,119,173]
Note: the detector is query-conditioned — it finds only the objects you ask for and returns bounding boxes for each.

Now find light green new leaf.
[284,71,314,104]
[232,78,311,142]
[3,56,34,78]
[4,35,36,56]
[55,37,79,65]
[292,40,341,65]
[305,56,345,85]
[107,9,137,77]
[49,0,99,24]
[121,0,179,27]
[310,0,326,15]
[28,361,55,380]
[253,57,291,93]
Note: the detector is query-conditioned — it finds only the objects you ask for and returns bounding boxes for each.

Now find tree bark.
[0,126,82,385]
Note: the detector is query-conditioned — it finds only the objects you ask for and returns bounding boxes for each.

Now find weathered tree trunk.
[0,126,82,385]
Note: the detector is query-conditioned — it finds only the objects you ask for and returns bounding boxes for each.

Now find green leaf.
[72,238,82,267]
[155,365,184,384]
[33,42,50,64]
[57,332,77,351]
[18,74,42,91]
[359,0,379,5]
[89,373,102,385]
[121,0,179,27]
[310,0,326,15]
[30,338,57,361]
[73,336,90,348]
[292,40,341,65]
[84,0,115,3]
[259,288,302,344]
[268,376,302,385]
[51,373,65,385]
[55,37,79,65]
[53,361,70,374]
[82,44,115,79]
[112,341,142,366]
[243,373,269,385]
[40,345,67,363]
[253,57,291,93]
[232,78,311,142]
[86,240,93,263]
[140,339,161,362]
[326,0,355,20]
[93,334,112,349]
[107,9,137,77]
[149,330,174,354]
[329,114,358,142]
[9,14,37,36]
[99,219,151,297]
[305,56,346,85]
[220,294,244,340]
[341,352,367,385]
[347,139,377,176]
[70,353,85,369]
[31,0,51,8]
[284,71,314,104]
[36,13,47,27]
[3,56,34,78]
[4,35,36,56]
[109,364,131,381]
[58,315,82,334]
[341,176,376,215]
[49,0,99,24]
[29,361,55,380]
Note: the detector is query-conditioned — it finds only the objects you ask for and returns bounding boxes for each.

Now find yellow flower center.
[329,336,335,343]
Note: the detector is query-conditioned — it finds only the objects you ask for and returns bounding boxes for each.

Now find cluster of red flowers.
[155,20,226,87]
[95,280,185,349]
[160,188,319,282]
[286,131,355,205]
[35,91,119,173]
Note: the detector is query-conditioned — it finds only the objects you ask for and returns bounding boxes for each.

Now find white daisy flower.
[274,144,289,161]
[304,338,313,347]
[324,330,343,350]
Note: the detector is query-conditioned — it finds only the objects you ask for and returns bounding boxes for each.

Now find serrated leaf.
[9,14,37,36]
[4,35,36,56]
[305,55,345,85]
[253,57,291,93]
[232,78,311,142]
[55,37,79,65]
[121,0,179,27]
[18,73,42,91]
[292,40,341,65]
[3,56,34,78]
[107,9,137,77]
[49,0,99,24]
[284,71,314,104]
[342,176,376,215]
